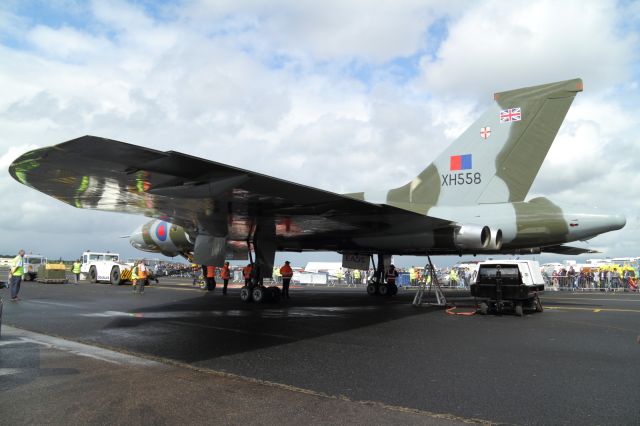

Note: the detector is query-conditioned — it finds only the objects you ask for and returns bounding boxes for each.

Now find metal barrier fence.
[543,274,639,292]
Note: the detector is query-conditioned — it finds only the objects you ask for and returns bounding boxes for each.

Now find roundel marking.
[156,221,168,241]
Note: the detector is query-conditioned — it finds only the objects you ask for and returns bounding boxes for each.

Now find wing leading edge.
[9,135,451,253]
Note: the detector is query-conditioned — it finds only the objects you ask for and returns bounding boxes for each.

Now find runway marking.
[546,297,640,303]
[0,368,23,377]
[2,326,161,367]
[545,306,640,314]
[27,300,81,308]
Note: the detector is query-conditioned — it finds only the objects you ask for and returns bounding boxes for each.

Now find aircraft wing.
[9,135,451,253]
[541,245,600,255]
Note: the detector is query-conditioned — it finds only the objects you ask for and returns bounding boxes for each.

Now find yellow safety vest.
[11,255,24,277]
[72,262,82,274]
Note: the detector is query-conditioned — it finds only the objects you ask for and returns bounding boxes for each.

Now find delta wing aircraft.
[9,78,625,300]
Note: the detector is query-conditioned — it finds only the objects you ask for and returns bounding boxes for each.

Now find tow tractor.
[470,260,544,316]
[80,251,133,285]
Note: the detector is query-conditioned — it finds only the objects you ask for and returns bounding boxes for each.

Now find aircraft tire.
[515,303,524,317]
[89,266,97,284]
[240,286,252,302]
[379,284,389,296]
[252,286,266,303]
[366,283,378,296]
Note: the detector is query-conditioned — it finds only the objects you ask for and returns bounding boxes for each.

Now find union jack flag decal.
[499,107,522,123]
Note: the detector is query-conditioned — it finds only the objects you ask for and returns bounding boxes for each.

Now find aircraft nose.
[130,225,144,248]
[612,214,626,230]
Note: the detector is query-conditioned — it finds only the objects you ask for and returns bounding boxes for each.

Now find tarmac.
[2,278,640,425]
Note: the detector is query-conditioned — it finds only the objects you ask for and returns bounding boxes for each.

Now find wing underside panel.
[10,136,451,252]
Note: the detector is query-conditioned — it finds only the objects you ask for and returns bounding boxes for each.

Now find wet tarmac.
[2,279,640,425]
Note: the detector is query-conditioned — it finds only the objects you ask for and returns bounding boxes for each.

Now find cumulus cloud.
[0,0,637,262]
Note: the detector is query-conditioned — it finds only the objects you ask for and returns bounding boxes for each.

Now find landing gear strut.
[366,254,397,297]
[239,222,281,303]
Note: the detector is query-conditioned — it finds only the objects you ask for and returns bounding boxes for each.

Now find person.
[72,259,82,284]
[9,249,25,301]
[243,263,252,286]
[449,268,459,288]
[191,263,200,286]
[386,264,398,285]
[280,261,293,299]
[205,265,216,292]
[131,259,147,294]
[220,261,231,295]
[353,269,361,286]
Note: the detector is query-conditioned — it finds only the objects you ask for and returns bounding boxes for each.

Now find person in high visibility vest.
[409,267,417,286]
[449,268,459,288]
[386,264,398,284]
[243,264,252,286]
[72,259,82,284]
[279,261,293,299]
[220,261,231,295]
[9,249,25,301]
[132,259,147,294]
[205,265,217,291]
[353,269,361,285]
[191,263,200,285]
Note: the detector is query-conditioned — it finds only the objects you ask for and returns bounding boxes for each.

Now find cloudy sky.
[0,0,638,267]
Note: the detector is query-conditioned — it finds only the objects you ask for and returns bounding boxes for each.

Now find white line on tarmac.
[546,297,640,303]
[27,300,82,308]
[0,368,23,376]
[2,326,161,367]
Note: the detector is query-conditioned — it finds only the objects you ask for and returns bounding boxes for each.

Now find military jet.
[9,78,625,299]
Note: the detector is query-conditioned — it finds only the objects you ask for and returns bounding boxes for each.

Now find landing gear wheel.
[89,266,97,284]
[379,283,390,296]
[366,283,378,296]
[252,286,266,303]
[110,267,121,286]
[515,303,524,317]
[479,302,489,315]
[534,295,543,312]
[240,286,252,302]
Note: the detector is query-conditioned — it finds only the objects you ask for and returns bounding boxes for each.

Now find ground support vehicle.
[471,260,545,316]
[23,255,47,281]
[36,263,68,284]
[80,251,133,286]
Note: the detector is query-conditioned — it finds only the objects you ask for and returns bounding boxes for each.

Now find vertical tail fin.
[386,78,583,210]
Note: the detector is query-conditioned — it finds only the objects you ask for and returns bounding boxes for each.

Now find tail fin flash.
[387,78,583,210]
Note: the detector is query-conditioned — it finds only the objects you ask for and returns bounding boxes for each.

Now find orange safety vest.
[243,265,252,279]
[280,265,293,278]
[221,265,230,279]
[206,266,216,278]
[386,269,397,283]
[138,264,148,279]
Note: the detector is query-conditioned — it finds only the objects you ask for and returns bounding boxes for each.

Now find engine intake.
[453,225,491,250]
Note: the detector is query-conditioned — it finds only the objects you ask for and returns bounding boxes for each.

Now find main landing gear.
[366,254,398,297]
[239,224,281,304]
